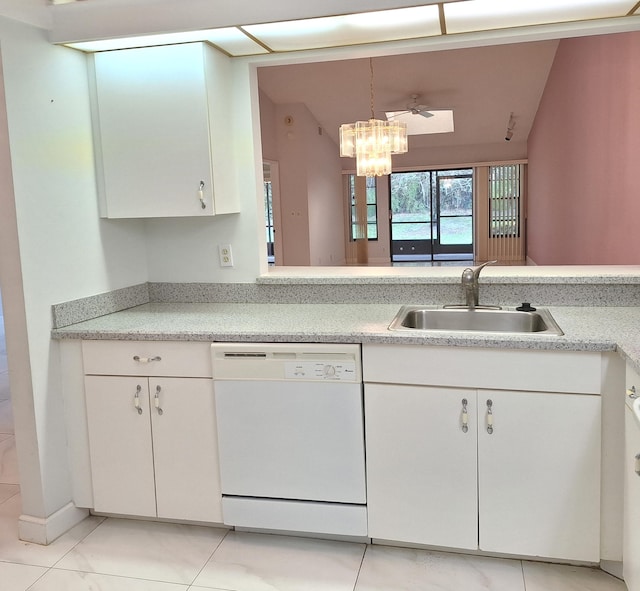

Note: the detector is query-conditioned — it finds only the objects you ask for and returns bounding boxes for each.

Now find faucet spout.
[461,261,497,310]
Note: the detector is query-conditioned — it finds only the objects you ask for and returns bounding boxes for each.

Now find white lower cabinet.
[84,371,222,522]
[476,389,601,560]
[365,384,478,550]
[364,345,602,562]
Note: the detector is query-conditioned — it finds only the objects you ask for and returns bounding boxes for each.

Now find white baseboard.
[19,503,89,545]
[600,560,624,580]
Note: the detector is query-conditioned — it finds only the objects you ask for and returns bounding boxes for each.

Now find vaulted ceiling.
[257,40,560,158]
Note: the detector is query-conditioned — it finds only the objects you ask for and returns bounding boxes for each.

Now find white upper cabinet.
[91,43,239,218]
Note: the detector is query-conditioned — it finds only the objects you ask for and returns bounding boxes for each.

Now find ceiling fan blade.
[419,110,435,118]
[387,110,411,119]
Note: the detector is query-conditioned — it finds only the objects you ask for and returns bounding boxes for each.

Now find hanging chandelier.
[339,58,408,177]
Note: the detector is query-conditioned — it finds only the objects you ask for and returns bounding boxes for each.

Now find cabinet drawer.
[82,340,212,377]
[363,345,601,394]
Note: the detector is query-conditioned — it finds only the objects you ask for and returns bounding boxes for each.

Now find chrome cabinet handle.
[635,453,640,477]
[134,385,143,415]
[461,398,469,433]
[628,386,638,399]
[133,356,161,363]
[486,399,494,434]
[154,385,164,415]
[198,180,206,209]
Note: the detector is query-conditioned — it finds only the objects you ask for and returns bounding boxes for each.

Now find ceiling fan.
[387,94,435,119]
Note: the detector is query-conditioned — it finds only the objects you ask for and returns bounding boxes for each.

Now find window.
[264,177,275,263]
[347,175,378,240]
[489,164,521,237]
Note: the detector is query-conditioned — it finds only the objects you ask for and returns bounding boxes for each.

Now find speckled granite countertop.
[51,302,640,373]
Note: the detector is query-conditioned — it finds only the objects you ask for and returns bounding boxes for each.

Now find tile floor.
[0,306,630,590]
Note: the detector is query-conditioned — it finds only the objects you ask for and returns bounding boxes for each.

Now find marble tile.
[0,482,19,505]
[355,545,526,591]
[0,435,19,485]
[29,568,190,590]
[193,531,366,591]
[0,561,47,590]
[0,399,14,434]
[56,518,228,585]
[0,494,104,567]
[522,561,627,591]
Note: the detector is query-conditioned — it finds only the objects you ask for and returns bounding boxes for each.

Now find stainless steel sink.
[389,306,563,335]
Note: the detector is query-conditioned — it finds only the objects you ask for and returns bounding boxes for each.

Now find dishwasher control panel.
[211,343,362,382]
[284,361,356,381]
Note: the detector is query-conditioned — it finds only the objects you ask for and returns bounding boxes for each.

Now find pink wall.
[527,32,640,264]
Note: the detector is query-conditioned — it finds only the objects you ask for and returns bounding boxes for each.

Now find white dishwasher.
[211,343,367,537]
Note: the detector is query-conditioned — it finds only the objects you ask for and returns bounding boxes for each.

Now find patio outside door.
[390,169,473,262]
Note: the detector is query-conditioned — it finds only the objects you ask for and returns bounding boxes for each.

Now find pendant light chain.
[338,56,408,177]
[369,57,375,120]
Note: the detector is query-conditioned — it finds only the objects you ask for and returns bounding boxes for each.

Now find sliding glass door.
[390,169,473,262]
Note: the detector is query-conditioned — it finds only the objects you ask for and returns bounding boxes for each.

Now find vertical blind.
[488,164,524,262]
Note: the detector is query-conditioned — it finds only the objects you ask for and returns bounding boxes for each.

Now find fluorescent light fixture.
[59,0,637,54]
[385,110,455,135]
[244,5,441,52]
[205,28,270,56]
[444,0,635,34]
[64,27,268,56]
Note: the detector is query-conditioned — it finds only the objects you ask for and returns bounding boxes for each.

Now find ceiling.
[41,1,636,163]
[257,39,560,158]
[4,0,634,163]
[50,1,640,54]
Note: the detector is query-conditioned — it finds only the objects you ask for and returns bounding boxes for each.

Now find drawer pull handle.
[133,356,162,363]
[628,386,638,400]
[486,399,494,434]
[461,398,469,433]
[154,385,164,415]
[134,385,143,415]
[635,453,640,477]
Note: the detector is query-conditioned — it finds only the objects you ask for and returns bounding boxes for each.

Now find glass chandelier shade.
[340,119,408,176]
[339,59,408,177]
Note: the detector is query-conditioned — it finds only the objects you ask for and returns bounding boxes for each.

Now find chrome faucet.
[461,261,497,310]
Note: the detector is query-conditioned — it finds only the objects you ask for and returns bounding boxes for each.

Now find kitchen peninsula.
[50,265,640,578]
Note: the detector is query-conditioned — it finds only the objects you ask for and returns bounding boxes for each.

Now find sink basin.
[389,306,563,335]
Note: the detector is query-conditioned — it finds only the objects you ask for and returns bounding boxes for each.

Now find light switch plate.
[218,244,233,267]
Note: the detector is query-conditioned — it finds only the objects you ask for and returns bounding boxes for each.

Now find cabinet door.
[624,405,640,591]
[85,376,156,517]
[93,44,214,218]
[150,378,222,522]
[365,384,478,549]
[477,390,601,561]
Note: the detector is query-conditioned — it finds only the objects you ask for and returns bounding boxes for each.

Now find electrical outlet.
[218,244,233,267]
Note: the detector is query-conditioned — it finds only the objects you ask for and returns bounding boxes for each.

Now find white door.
[150,378,222,522]
[365,384,478,549]
[85,376,156,517]
[624,405,640,591]
[477,390,601,561]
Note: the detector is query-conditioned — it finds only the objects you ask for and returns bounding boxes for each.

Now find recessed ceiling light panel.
[244,6,441,52]
[64,27,268,55]
[444,0,635,35]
